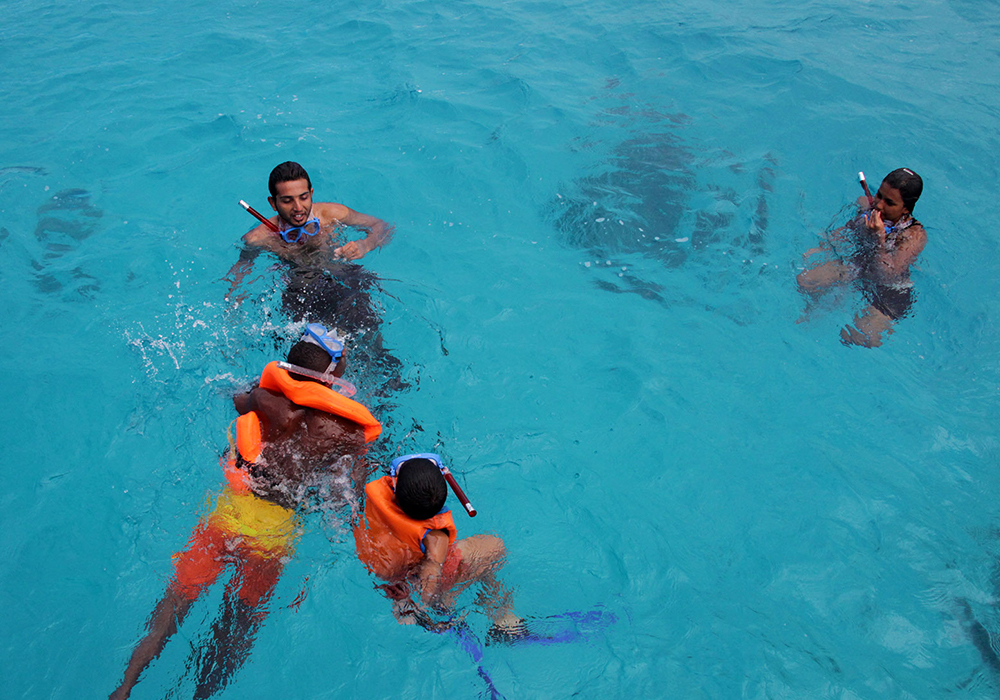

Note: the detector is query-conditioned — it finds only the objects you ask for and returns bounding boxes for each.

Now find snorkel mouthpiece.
[390,453,478,517]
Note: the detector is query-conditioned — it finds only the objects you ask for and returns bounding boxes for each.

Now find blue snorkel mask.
[279,217,321,244]
[389,452,445,477]
[277,323,356,397]
[302,323,344,363]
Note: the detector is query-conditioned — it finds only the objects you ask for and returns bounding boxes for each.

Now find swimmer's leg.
[840,305,894,348]
[192,594,264,699]
[193,552,283,699]
[109,586,198,700]
[796,260,853,295]
[447,535,520,631]
[796,261,854,323]
[110,521,226,700]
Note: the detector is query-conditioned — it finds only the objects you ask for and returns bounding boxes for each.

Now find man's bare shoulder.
[244,224,280,248]
[314,202,351,225]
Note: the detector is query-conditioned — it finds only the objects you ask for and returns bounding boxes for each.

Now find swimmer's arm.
[233,390,256,415]
[414,529,450,604]
[232,388,296,442]
[803,222,853,260]
[350,455,374,509]
[828,225,850,243]
[802,244,828,261]
[224,232,265,300]
[876,224,927,277]
[321,203,395,261]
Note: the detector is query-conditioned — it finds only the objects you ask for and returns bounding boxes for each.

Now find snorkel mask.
[302,323,344,364]
[278,218,321,244]
[390,452,446,477]
[277,323,356,397]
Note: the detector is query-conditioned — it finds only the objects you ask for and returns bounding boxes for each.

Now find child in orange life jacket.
[110,325,381,700]
[354,454,522,635]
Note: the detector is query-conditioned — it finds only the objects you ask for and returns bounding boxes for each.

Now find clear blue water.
[3,0,1000,697]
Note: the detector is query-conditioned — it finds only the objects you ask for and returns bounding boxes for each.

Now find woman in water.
[797,168,926,347]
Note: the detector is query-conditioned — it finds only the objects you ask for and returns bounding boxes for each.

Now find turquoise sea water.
[3,0,1000,697]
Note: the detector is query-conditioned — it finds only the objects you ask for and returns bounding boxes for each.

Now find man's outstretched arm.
[224,239,262,302]
[331,207,395,261]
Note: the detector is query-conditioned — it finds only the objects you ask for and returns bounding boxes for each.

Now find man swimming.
[797,168,927,347]
[109,325,381,700]
[232,160,393,270]
[226,162,404,391]
[225,160,393,328]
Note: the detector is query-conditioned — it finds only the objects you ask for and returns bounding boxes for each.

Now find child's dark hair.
[286,341,331,382]
[395,458,447,521]
[883,168,923,212]
[269,161,312,196]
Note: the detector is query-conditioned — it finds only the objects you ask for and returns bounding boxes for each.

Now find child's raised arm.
[413,529,450,604]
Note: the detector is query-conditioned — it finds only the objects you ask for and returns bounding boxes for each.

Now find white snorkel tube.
[276,361,357,397]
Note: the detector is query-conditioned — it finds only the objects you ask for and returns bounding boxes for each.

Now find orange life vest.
[224,362,382,493]
[353,475,457,581]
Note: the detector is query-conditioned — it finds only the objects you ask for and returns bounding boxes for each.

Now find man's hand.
[333,238,374,261]
[329,208,394,260]
[224,290,247,307]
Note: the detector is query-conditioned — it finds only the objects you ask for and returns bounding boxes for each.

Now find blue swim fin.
[446,622,507,699]
[486,607,617,646]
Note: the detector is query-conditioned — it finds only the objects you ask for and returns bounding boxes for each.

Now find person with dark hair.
[353,453,522,637]
[226,162,402,390]
[394,458,449,520]
[234,160,393,269]
[110,325,382,700]
[797,168,927,347]
[267,160,312,197]
[226,161,393,322]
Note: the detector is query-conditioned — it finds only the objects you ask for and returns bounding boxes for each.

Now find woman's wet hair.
[394,458,447,521]
[883,168,923,212]
[286,341,332,380]
[269,161,312,196]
